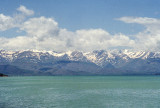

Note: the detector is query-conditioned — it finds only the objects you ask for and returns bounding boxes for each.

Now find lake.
[0,76,160,108]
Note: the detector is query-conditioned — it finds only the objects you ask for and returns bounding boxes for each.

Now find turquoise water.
[0,76,160,108]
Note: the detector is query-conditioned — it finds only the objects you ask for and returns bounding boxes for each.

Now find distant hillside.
[0,73,8,77]
[0,50,160,76]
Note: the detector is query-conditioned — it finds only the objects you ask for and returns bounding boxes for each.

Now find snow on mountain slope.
[0,49,160,67]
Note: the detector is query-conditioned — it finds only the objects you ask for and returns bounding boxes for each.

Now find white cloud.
[0,6,137,52]
[0,5,34,31]
[20,16,59,40]
[0,14,135,51]
[0,27,134,51]
[118,16,160,51]
[1,5,160,52]
[73,29,134,51]
[0,14,14,31]
[117,17,160,25]
[117,16,160,34]
[17,5,34,16]
[18,16,134,51]
[0,36,35,50]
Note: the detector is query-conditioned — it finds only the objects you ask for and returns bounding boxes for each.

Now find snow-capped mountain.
[1,49,160,76]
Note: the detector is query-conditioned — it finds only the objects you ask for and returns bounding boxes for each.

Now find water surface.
[0,76,160,108]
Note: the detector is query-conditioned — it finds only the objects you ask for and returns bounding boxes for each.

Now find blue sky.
[1,0,160,34]
[0,0,160,51]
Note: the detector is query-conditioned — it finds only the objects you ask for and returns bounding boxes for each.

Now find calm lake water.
[0,76,160,108]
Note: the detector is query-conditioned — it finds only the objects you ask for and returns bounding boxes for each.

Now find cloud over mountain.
[0,5,160,51]
[117,17,160,51]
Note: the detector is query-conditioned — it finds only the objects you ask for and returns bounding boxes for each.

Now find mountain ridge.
[0,49,160,75]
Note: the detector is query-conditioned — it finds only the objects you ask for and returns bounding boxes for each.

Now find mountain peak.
[1,49,160,76]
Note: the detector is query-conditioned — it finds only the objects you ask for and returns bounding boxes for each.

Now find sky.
[0,0,160,51]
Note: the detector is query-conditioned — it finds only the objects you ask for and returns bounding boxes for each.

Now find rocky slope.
[0,50,160,75]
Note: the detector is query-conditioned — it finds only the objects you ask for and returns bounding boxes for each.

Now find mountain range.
[0,49,160,76]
